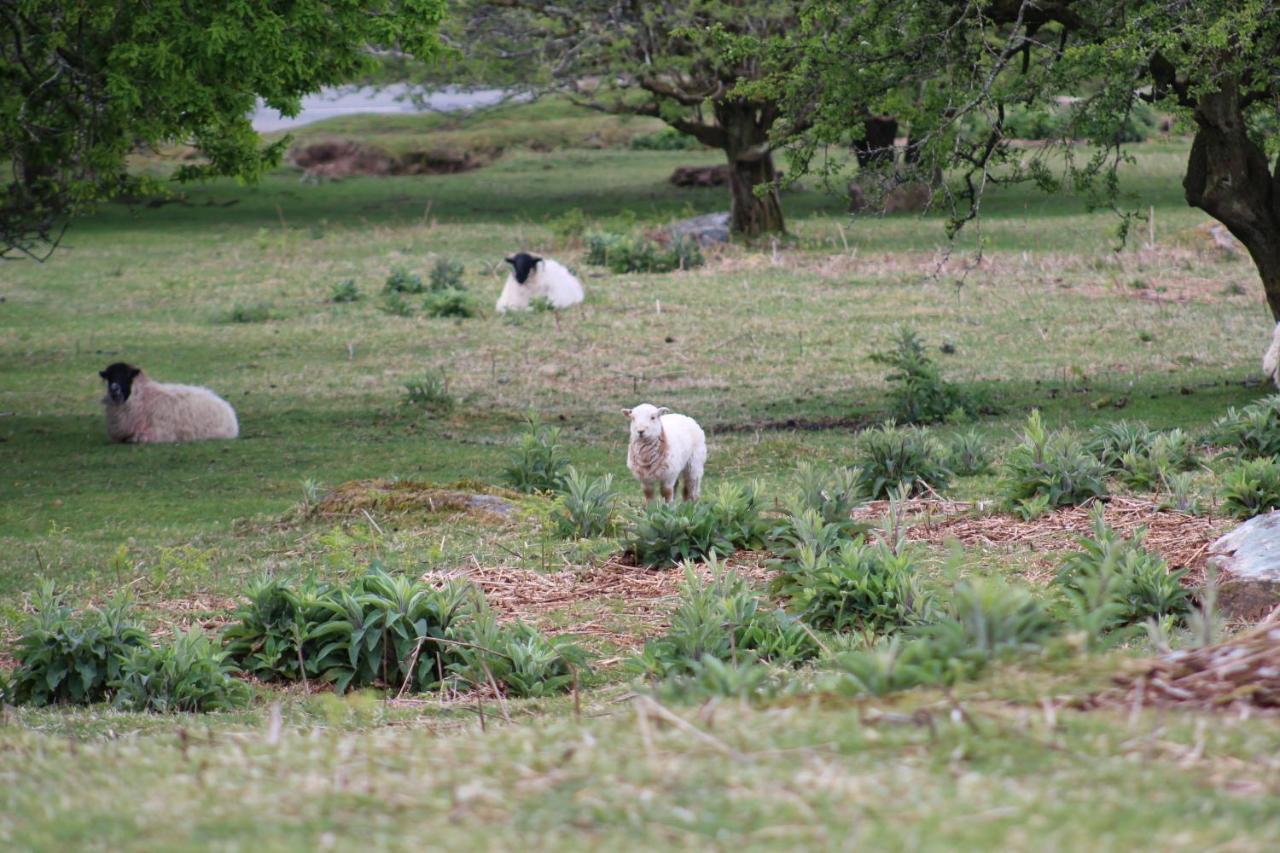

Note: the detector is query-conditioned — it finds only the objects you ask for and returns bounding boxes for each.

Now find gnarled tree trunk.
[1183,78,1280,319]
[715,100,786,237]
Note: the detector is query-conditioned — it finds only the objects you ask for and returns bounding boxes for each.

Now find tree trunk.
[715,100,786,237]
[1182,77,1280,318]
[854,114,898,170]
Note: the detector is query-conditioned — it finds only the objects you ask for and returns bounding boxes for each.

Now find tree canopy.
[446,1,797,237]
[1,0,444,259]
[761,0,1280,313]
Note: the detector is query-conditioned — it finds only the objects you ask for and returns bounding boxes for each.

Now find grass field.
[3,104,1280,850]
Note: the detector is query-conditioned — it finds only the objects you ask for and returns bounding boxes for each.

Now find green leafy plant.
[924,576,1056,657]
[826,633,983,697]
[384,266,426,294]
[402,371,454,412]
[8,584,148,706]
[785,461,868,528]
[428,257,465,291]
[629,127,701,150]
[1219,457,1280,519]
[329,278,360,303]
[1210,394,1280,459]
[584,230,704,273]
[225,302,274,323]
[856,421,951,498]
[449,609,589,698]
[112,629,251,713]
[381,291,414,317]
[632,564,819,682]
[780,537,932,634]
[1055,508,1191,638]
[623,482,768,567]
[422,288,477,318]
[946,429,993,476]
[1087,421,1198,490]
[1000,410,1107,513]
[502,414,570,493]
[553,467,622,539]
[869,328,972,425]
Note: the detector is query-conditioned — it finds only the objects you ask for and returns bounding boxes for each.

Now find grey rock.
[1207,512,1280,621]
[464,494,516,517]
[668,211,731,245]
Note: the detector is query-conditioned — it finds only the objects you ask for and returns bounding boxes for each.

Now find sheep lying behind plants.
[623,403,707,502]
[99,362,239,443]
[1264,322,1280,387]
[495,252,584,312]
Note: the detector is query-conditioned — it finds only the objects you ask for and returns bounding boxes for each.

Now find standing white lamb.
[99,362,239,444]
[495,252,584,312]
[623,403,707,503]
[1264,322,1280,387]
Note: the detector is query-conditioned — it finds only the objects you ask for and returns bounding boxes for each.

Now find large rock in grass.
[667,211,731,246]
[1207,512,1280,621]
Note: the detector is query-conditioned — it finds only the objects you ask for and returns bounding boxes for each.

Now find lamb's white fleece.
[624,403,707,502]
[495,258,584,312]
[103,373,239,443]
[1264,322,1280,387]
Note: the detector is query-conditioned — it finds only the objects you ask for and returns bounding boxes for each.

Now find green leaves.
[1000,411,1108,515]
[502,414,571,494]
[623,482,769,567]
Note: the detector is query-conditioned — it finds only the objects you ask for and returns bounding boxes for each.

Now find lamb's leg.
[643,483,656,503]
[660,482,675,503]
[682,468,702,501]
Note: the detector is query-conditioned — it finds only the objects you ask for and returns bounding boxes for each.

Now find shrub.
[1087,421,1198,490]
[870,328,972,425]
[785,461,868,528]
[1000,410,1107,514]
[225,302,273,323]
[330,278,360,303]
[629,128,701,150]
[112,629,251,713]
[449,610,589,698]
[1219,457,1280,519]
[632,565,818,681]
[584,230,704,274]
[381,291,414,317]
[1055,508,1190,636]
[222,568,477,694]
[428,257,465,292]
[402,371,454,412]
[384,266,426,294]
[8,585,149,706]
[553,467,622,539]
[1211,394,1280,459]
[826,634,983,696]
[422,288,477,318]
[502,414,570,494]
[548,207,588,242]
[925,576,1056,657]
[946,429,993,476]
[781,538,932,634]
[623,482,768,567]
[856,421,951,498]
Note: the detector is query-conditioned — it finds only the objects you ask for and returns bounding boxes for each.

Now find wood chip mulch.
[421,553,773,651]
[853,496,1230,585]
[1100,608,1280,715]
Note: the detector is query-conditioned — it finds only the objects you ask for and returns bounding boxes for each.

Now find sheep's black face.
[99,362,140,404]
[505,252,542,284]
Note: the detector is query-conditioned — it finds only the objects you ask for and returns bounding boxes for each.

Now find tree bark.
[1182,77,1280,318]
[715,100,786,237]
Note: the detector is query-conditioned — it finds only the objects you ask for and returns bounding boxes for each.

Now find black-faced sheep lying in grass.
[99,362,239,444]
[495,252,584,312]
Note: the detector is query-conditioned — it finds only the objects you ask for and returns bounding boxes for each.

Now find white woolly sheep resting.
[99,362,239,444]
[495,252,584,312]
[623,403,707,502]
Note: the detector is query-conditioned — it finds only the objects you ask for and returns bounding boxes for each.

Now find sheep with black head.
[495,252,584,312]
[99,362,239,444]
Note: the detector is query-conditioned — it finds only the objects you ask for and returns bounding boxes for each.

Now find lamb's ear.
[98,370,108,380]
[530,255,543,265]
[656,407,671,416]
[129,367,141,379]
[621,408,632,418]
[504,256,516,266]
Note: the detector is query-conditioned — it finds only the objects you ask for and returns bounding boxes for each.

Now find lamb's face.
[505,252,542,284]
[99,362,140,404]
[623,404,670,441]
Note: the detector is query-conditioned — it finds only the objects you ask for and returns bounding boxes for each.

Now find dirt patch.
[422,552,773,652]
[711,415,875,434]
[1099,610,1280,714]
[313,479,519,520]
[855,496,1231,584]
[288,140,499,179]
